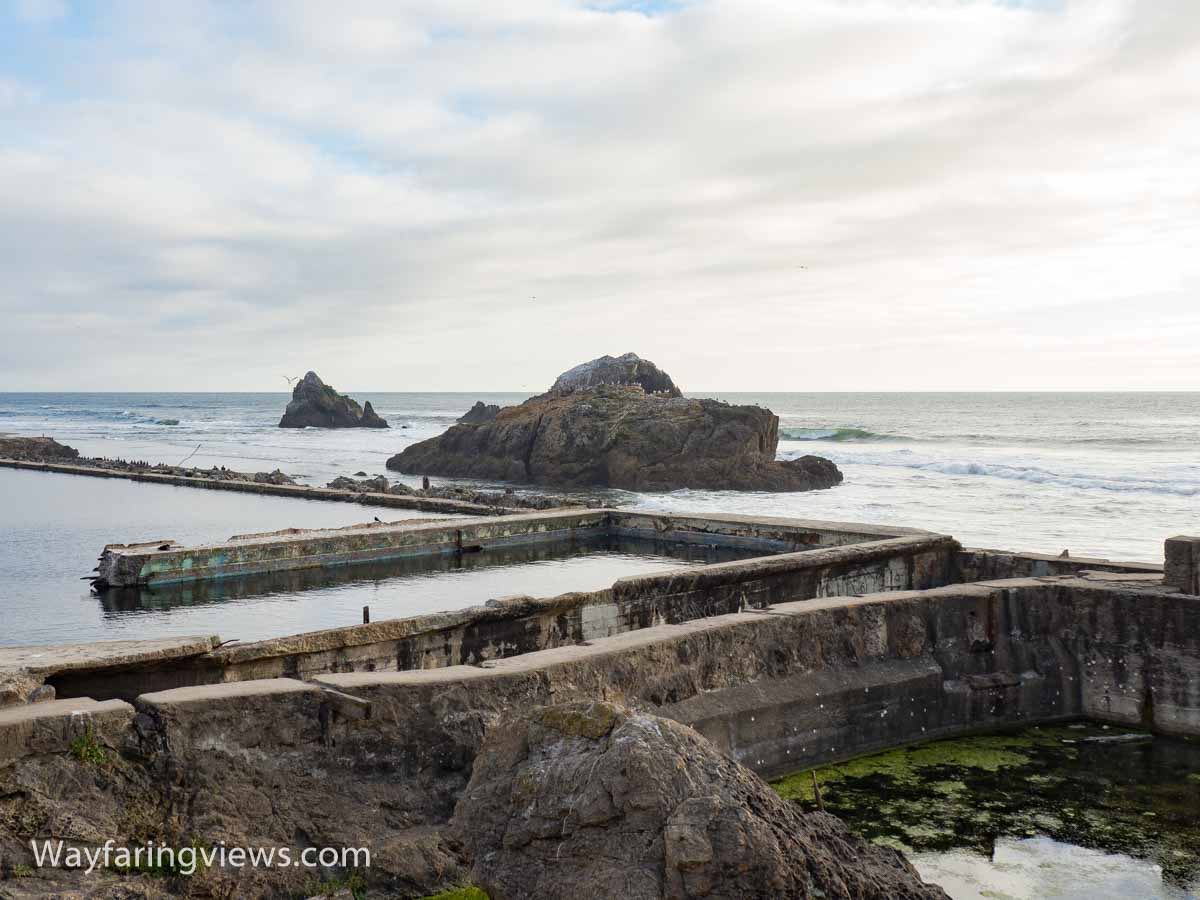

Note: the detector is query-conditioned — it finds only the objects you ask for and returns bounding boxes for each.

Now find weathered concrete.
[0,697,133,762]
[95,508,928,590]
[3,569,1200,897]
[612,510,931,548]
[958,546,1162,581]
[308,574,1200,777]
[57,523,958,699]
[1165,535,1200,595]
[95,508,608,589]
[0,636,217,709]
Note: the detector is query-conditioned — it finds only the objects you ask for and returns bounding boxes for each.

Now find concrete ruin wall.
[96,509,612,588]
[0,456,513,516]
[49,532,958,700]
[11,576,1198,821]
[4,575,1199,895]
[956,547,1162,582]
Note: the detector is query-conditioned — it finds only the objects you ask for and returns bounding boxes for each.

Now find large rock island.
[278,371,388,429]
[388,355,842,492]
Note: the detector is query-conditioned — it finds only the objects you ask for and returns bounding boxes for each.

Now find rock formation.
[458,401,501,424]
[325,473,587,509]
[551,351,682,397]
[0,436,79,462]
[388,383,842,492]
[0,436,298,486]
[278,372,388,429]
[453,700,947,900]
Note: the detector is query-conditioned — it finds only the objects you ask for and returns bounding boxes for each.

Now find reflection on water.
[914,836,1196,900]
[0,467,454,647]
[91,535,766,643]
[772,724,1200,900]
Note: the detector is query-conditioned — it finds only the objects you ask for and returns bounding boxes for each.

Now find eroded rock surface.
[551,352,682,397]
[278,372,388,429]
[0,436,79,462]
[388,384,842,492]
[325,474,586,509]
[0,436,298,487]
[453,700,947,900]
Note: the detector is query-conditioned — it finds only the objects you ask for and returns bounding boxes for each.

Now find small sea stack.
[458,400,501,424]
[278,371,389,429]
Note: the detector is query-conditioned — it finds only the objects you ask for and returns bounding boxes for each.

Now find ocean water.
[3,391,1197,561]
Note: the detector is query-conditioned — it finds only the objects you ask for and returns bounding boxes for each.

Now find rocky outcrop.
[360,400,388,428]
[0,437,298,486]
[325,474,588,509]
[458,401,501,424]
[453,700,946,900]
[327,474,393,494]
[0,436,79,462]
[278,372,388,429]
[387,384,843,492]
[551,351,681,397]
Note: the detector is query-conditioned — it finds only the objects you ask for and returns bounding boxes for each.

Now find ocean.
[1,391,1197,646]
[3,390,1196,559]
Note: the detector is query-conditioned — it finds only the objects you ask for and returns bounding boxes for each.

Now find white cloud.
[1,0,1199,390]
[13,0,66,23]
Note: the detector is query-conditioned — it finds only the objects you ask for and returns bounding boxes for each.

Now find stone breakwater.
[2,516,1197,897]
[0,435,586,517]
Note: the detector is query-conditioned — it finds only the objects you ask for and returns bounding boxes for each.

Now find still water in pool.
[772,724,1200,900]
[93,533,761,644]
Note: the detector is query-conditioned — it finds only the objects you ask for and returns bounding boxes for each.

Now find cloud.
[1,0,1198,390]
[13,0,66,23]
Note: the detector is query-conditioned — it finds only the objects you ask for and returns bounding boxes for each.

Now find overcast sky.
[1,0,1197,392]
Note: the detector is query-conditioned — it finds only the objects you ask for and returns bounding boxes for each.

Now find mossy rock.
[537,701,619,739]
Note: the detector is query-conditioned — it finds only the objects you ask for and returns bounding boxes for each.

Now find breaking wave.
[779,426,907,443]
[817,451,1200,497]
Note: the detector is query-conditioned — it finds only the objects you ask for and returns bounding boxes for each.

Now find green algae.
[773,732,1043,802]
[770,723,1200,889]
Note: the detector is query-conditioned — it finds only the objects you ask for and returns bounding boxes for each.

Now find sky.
[1,0,1197,392]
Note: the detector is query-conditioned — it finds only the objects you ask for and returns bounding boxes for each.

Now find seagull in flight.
[282,375,298,385]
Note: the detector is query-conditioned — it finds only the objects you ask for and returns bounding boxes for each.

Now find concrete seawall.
[4,574,1197,883]
[121,574,1200,779]
[95,508,611,589]
[0,457,516,516]
[29,514,958,699]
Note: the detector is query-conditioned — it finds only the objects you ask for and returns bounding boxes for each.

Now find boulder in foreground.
[452,700,947,900]
[278,371,388,428]
[551,351,681,397]
[388,384,842,492]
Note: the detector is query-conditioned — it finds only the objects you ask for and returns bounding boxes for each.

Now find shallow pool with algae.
[771,723,1200,894]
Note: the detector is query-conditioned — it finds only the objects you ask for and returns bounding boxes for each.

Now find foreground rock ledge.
[389,385,842,492]
[452,701,946,900]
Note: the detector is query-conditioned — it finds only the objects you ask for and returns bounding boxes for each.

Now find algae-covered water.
[772,724,1200,899]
